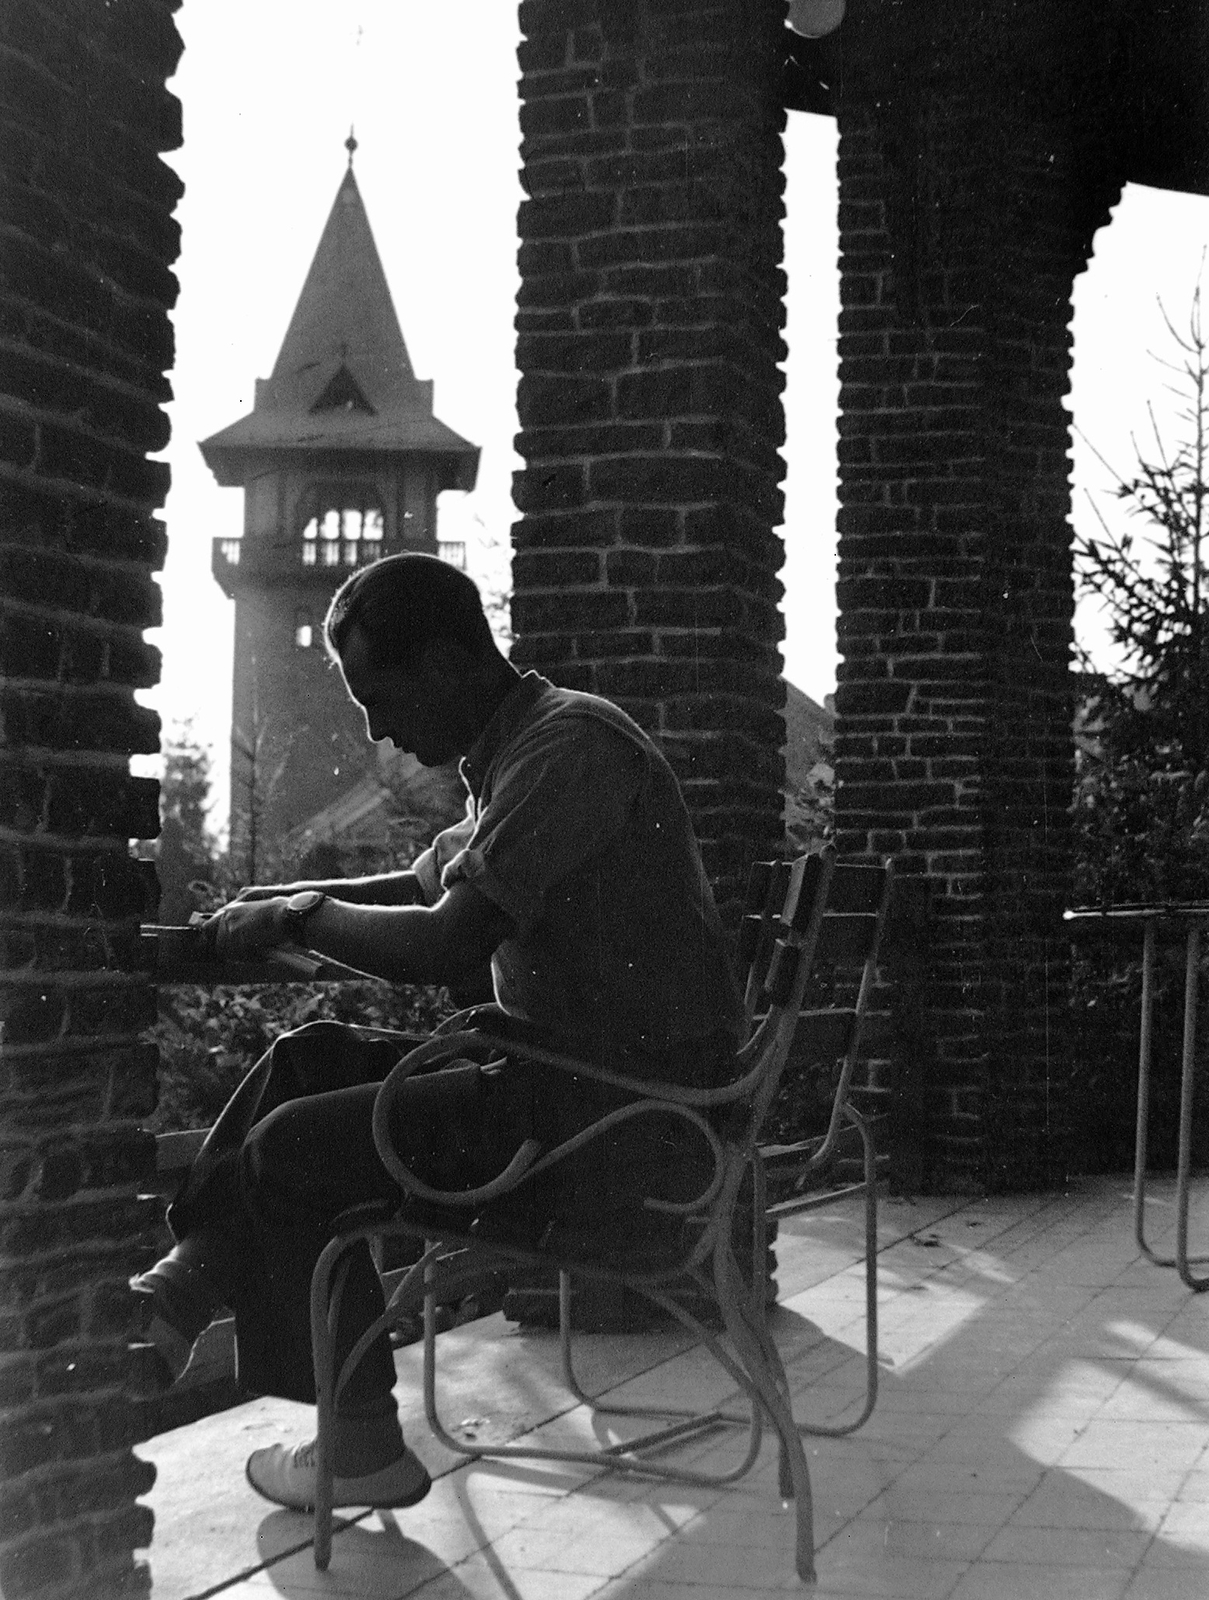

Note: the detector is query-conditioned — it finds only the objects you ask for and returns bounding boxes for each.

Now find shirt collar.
[459,670,547,798]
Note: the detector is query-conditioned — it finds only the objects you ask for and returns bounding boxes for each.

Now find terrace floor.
[140,1174,1209,1599]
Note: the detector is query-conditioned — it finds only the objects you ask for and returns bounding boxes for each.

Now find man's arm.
[210,879,513,986]
[234,870,425,907]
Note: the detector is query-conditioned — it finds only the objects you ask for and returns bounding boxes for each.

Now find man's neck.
[462,657,522,747]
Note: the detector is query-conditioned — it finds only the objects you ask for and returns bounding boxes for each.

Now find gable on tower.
[312,365,375,415]
[200,165,478,489]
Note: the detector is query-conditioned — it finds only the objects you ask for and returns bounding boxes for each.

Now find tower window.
[295,608,314,649]
[299,483,384,569]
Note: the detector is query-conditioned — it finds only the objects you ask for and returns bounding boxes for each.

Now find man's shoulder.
[515,677,653,753]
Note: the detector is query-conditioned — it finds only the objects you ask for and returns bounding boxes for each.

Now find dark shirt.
[412,672,743,1065]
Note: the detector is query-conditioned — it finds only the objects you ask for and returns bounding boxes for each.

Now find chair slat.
[766,940,801,1005]
[786,851,829,933]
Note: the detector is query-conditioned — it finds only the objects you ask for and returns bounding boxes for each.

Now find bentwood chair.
[309,847,893,1582]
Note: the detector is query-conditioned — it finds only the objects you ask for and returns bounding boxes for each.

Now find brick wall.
[0,3,181,1594]
[831,0,1126,1189]
[511,0,789,917]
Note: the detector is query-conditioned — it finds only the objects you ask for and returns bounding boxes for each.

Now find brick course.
[511,0,789,913]
[0,2,181,1593]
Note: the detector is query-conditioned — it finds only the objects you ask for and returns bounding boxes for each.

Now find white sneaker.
[245,1437,432,1511]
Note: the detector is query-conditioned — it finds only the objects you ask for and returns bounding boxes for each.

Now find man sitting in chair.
[134,552,743,1515]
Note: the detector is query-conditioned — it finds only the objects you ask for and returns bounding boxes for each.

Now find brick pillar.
[832,2,1125,1189]
[0,4,181,1594]
[512,0,789,916]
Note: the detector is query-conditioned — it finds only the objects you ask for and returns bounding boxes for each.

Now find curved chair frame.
[309,848,893,1582]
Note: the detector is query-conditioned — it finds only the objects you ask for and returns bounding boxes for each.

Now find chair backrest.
[735,848,893,1165]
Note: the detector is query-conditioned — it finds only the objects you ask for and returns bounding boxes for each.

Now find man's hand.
[206,898,289,962]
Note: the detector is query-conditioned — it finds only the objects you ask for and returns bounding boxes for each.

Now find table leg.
[1133,921,1172,1264]
[1175,926,1209,1290]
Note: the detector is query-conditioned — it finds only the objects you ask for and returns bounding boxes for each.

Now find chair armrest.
[454,1023,762,1110]
[371,1033,542,1206]
[370,1029,729,1217]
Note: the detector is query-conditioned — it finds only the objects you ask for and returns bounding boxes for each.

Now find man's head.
[325,551,496,672]
[325,553,510,766]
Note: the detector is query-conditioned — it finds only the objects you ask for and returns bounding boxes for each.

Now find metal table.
[1066,903,1209,1291]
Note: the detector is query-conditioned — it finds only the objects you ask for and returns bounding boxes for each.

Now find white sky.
[146,2,1209,829]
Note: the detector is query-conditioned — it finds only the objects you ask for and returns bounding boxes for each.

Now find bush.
[147,980,456,1134]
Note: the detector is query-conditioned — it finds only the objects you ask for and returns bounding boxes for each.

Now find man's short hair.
[325,553,496,671]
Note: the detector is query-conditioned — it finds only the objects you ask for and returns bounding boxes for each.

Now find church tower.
[200,142,479,876]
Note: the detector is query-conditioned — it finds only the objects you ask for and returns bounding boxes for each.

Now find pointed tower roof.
[200,161,478,490]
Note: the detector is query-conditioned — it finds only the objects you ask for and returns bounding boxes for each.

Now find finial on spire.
[345,127,358,169]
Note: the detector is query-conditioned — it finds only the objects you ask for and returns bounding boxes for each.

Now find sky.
[145,2,1209,830]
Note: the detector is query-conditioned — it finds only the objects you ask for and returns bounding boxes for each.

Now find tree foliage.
[1073,278,1209,905]
[149,979,454,1134]
[150,720,226,925]
[1069,278,1209,1170]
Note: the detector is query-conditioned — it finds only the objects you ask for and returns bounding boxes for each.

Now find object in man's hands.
[137,923,378,983]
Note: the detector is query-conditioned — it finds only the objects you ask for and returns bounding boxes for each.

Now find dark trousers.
[166,1016,732,1410]
[166,1019,535,1407]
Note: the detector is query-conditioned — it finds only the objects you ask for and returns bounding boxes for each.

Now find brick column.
[512,0,789,916]
[0,4,181,1595]
[831,2,1125,1189]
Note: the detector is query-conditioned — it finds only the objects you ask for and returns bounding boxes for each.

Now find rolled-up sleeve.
[441,717,644,936]
[411,804,476,905]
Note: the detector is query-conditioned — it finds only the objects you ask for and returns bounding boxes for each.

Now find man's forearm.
[292,890,510,987]
[241,871,425,906]
[298,900,461,984]
[212,880,511,985]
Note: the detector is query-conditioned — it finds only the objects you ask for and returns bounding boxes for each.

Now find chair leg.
[311,1232,356,1571]
[712,1241,816,1583]
[795,1107,880,1439]
[311,1225,433,1568]
[554,1268,760,1460]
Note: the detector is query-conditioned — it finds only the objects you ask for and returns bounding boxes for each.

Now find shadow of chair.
[309,846,894,1581]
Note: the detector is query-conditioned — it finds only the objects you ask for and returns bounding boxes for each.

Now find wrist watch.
[281,889,327,944]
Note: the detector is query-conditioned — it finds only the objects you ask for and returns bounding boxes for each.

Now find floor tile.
[1059,1422,1209,1473]
[979,1523,1151,1567]
[949,1563,1132,1600]
[1008,1475,1166,1532]
[1124,1568,1209,1599]
[860,1486,1024,1529]
[626,1533,805,1589]
[810,1550,970,1597]
[414,1554,606,1600]
[832,1517,1000,1562]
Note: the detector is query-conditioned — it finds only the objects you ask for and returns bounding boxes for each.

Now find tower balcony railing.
[301,537,384,569]
[211,532,466,593]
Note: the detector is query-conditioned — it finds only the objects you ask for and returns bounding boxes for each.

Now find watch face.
[287,890,326,916]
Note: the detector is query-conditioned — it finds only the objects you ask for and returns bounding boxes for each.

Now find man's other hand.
[207,898,288,962]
